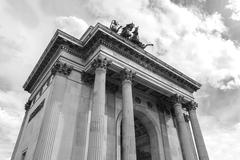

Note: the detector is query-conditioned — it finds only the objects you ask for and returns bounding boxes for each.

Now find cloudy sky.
[0,0,240,159]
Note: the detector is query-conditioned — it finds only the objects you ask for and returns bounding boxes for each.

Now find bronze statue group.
[110,20,153,49]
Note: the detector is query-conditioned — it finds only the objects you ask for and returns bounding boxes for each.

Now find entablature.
[23,23,201,95]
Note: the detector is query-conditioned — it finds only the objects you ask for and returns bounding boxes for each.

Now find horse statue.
[120,23,135,39]
[110,20,122,33]
[130,26,141,45]
[131,27,154,49]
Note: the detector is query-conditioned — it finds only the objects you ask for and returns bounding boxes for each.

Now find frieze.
[59,44,80,57]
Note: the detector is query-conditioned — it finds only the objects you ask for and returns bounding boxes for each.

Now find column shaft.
[184,114,198,160]
[87,56,110,160]
[121,69,136,160]
[87,68,107,160]
[189,108,209,160]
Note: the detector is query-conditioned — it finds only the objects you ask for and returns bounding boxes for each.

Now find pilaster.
[33,61,72,160]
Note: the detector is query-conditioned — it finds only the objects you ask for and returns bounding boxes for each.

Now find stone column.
[11,100,31,160]
[87,56,111,160]
[171,94,195,160]
[121,68,137,160]
[184,114,198,160]
[33,61,72,160]
[186,101,209,160]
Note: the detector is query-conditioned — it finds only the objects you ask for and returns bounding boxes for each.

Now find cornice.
[23,23,201,93]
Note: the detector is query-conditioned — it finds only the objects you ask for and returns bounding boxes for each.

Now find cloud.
[0,108,22,160]
[201,118,240,160]
[55,16,89,38]
[0,90,27,160]
[0,35,22,63]
[4,0,40,27]
[226,0,240,21]
[196,84,240,125]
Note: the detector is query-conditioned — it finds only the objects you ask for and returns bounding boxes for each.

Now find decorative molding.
[91,55,112,70]
[135,97,141,104]
[120,68,135,81]
[185,101,198,111]
[51,61,73,76]
[170,94,184,104]
[24,100,32,111]
[59,44,80,57]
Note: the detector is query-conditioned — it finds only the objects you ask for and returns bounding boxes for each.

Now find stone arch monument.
[11,22,209,160]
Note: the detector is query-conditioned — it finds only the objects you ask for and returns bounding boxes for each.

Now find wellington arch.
[11,21,209,160]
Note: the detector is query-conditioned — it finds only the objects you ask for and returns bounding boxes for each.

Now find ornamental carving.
[170,94,184,104]
[24,100,32,111]
[186,101,198,111]
[135,97,141,104]
[120,68,135,81]
[91,56,111,69]
[51,61,73,76]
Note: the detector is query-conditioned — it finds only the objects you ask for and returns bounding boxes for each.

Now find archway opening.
[135,117,152,160]
[120,117,152,160]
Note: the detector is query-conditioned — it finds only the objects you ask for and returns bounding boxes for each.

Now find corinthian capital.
[170,94,184,104]
[91,55,111,69]
[120,68,135,81]
[186,101,198,111]
[51,61,73,76]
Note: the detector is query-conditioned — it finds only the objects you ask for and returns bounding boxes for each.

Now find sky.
[0,0,240,159]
